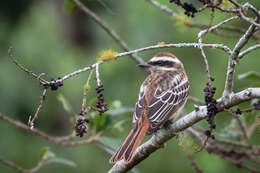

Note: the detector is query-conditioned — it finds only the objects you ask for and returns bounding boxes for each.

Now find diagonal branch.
[72,0,144,65]
[238,44,260,59]
[0,158,29,173]
[108,88,260,173]
[187,127,260,173]
[146,0,260,40]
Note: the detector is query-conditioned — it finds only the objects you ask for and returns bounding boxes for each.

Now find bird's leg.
[163,120,173,129]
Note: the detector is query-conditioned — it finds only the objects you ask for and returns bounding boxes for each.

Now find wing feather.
[133,72,189,134]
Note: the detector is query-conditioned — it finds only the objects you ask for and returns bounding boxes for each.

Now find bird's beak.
[138,63,152,68]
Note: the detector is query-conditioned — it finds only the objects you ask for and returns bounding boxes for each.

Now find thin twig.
[8,47,48,84]
[28,89,47,129]
[0,158,29,173]
[224,109,249,141]
[239,44,260,59]
[54,43,231,83]
[188,127,260,173]
[146,0,260,40]
[197,16,238,85]
[238,4,260,28]
[0,112,74,145]
[188,96,204,105]
[72,0,144,65]
[183,142,203,173]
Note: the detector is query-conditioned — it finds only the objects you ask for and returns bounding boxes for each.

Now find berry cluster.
[204,130,215,139]
[204,85,218,129]
[43,77,63,90]
[75,116,89,137]
[96,84,108,115]
[235,107,242,115]
[197,0,211,5]
[169,0,198,17]
[253,100,260,110]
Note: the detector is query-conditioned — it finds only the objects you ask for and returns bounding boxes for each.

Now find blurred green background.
[0,0,259,172]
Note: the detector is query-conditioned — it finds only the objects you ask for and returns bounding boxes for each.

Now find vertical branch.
[197,16,238,85]
[223,21,258,97]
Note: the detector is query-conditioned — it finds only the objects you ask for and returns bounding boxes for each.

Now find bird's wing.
[133,83,146,124]
[133,73,189,132]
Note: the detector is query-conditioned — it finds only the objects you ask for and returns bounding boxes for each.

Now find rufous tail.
[109,120,150,164]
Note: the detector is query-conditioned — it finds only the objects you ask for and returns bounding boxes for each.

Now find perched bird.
[110,52,190,164]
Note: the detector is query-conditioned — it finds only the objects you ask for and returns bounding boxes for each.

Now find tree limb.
[108,88,260,173]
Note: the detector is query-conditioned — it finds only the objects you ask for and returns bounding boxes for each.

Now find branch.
[146,0,260,41]
[8,47,48,85]
[224,109,249,141]
[72,0,144,65]
[0,158,29,173]
[188,96,204,105]
[0,112,97,146]
[197,16,239,84]
[28,89,47,129]
[53,43,231,83]
[239,44,260,59]
[187,127,260,173]
[108,88,260,173]
[223,21,258,97]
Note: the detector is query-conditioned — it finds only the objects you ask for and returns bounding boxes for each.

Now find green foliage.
[57,94,73,114]
[88,100,132,132]
[178,132,199,152]
[238,71,260,87]
[40,147,77,167]
[64,0,76,14]
[0,1,260,173]
[238,71,260,81]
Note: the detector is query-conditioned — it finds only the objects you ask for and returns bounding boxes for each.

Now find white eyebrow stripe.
[149,57,180,63]
[157,67,177,71]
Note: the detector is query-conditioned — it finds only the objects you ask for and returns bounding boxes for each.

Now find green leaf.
[94,113,112,132]
[40,147,76,167]
[64,0,76,14]
[40,147,55,160]
[45,157,77,167]
[57,94,73,113]
[238,71,260,81]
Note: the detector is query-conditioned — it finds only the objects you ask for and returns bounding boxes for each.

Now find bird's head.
[138,52,184,72]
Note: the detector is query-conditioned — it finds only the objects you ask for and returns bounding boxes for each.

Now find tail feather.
[110,121,150,164]
[124,122,149,162]
[110,129,136,163]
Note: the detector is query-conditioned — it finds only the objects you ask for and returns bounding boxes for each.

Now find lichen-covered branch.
[223,22,258,97]
[108,88,260,173]
[54,43,231,83]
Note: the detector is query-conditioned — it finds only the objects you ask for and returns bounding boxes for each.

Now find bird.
[110,52,190,164]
